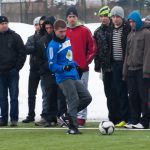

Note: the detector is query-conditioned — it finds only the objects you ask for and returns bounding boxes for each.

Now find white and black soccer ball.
[99,121,115,135]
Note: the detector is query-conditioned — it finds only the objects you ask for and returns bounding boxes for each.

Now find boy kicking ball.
[47,19,92,134]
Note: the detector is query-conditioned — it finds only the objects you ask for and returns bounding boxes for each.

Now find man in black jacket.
[0,16,26,126]
[22,16,43,123]
[94,6,119,125]
[35,16,66,127]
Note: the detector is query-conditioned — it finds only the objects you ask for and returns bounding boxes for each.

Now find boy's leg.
[75,80,92,113]
[59,79,79,128]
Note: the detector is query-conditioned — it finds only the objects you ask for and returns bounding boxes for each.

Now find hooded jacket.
[66,22,96,71]
[37,32,54,76]
[123,11,150,79]
[0,29,26,72]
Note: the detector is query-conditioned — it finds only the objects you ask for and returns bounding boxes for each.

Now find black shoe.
[10,121,18,127]
[22,116,34,123]
[0,121,8,127]
[67,128,82,135]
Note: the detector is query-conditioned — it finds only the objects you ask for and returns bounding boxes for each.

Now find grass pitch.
[0,123,150,150]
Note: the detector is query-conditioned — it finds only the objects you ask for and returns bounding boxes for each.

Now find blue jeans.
[0,68,19,123]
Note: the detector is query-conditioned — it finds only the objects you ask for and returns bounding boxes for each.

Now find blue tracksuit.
[47,37,79,84]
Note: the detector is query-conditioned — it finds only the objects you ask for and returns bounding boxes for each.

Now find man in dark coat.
[0,16,26,126]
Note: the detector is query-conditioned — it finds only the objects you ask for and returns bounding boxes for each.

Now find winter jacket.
[123,17,150,79]
[66,23,96,71]
[25,32,42,71]
[47,35,79,84]
[37,32,54,76]
[94,23,112,73]
[0,29,26,72]
[111,20,131,62]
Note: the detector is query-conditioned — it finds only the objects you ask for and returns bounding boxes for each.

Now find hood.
[128,10,143,31]
[67,21,83,28]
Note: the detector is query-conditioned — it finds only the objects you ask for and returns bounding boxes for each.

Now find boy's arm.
[47,43,64,73]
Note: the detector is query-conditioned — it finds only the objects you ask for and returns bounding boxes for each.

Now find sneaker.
[57,117,67,128]
[22,116,34,123]
[67,128,82,135]
[124,123,133,129]
[115,121,127,128]
[132,123,145,129]
[10,121,18,127]
[35,118,47,126]
[59,114,70,128]
[77,118,86,127]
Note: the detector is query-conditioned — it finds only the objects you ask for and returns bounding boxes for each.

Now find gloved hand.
[63,65,74,71]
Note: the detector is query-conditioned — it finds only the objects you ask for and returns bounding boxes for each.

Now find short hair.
[54,19,66,30]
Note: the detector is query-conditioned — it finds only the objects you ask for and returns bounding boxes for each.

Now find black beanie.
[0,16,9,23]
[66,6,78,18]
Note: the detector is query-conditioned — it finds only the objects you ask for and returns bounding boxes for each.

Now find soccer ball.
[99,121,115,135]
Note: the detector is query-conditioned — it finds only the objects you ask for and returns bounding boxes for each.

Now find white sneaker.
[132,123,144,129]
[124,123,133,129]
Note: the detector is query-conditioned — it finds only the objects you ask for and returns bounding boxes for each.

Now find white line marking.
[0,128,150,131]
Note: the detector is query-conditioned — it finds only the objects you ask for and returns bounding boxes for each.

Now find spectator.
[35,16,66,127]
[94,6,119,125]
[123,11,150,129]
[0,16,26,126]
[66,6,96,127]
[22,16,43,123]
[110,6,131,127]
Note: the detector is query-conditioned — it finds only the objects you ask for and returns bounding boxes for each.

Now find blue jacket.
[47,36,79,84]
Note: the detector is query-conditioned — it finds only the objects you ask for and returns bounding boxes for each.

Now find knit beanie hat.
[111,6,124,18]
[98,6,111,17]
[0,16,9,23]
[66,6,78,18]
[33,16,41,25]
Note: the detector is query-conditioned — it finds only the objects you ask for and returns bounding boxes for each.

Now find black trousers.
[57,87,67,117]
[40,74,58,122]
[28,70,41,118]
[103,71,121,124]
[127,70,150,127]
[112,62,130,122]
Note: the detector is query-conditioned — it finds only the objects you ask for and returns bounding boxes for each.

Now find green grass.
[0,123,150,150]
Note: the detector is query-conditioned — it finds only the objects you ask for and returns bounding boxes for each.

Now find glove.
[63,65,74,71]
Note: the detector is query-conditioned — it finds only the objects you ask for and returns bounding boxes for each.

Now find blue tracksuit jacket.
[47,37,79,84]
